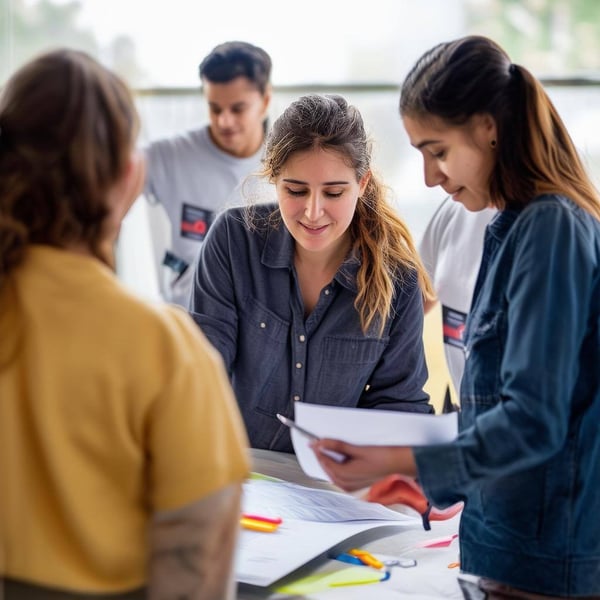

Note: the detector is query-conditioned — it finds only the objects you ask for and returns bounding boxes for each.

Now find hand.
[310,439,417,492]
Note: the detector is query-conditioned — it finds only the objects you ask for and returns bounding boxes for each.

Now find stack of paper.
[236,478,420,586]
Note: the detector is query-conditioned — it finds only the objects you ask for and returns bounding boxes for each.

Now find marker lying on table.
[348,548,385,569]
[240,513,282,533]
[276,414,347,463]
[334,548,386,570]
[333,553,364,566]
[329,569,390,587]
[242,513,282,525]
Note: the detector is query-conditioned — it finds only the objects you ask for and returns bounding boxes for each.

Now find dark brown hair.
[400,35,600,218]
[0,47,139,286]
[199,40,272,95]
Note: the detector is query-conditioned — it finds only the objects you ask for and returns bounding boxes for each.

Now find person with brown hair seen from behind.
[144,40,273,308]
[0,48,249,600]
[190,93,435,453]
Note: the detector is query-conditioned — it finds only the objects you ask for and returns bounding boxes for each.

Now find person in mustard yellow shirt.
[0,48,249,599]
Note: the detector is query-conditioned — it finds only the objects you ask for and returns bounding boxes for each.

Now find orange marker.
[348,549,385,569]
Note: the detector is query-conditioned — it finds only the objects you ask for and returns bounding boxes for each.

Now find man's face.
[203,76,270,158]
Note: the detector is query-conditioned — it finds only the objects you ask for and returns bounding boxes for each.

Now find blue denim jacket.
[415,195,600,596]
[190,204,432,452]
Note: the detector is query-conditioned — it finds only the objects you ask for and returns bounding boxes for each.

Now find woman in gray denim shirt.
[190,93,434,452]
[313,36,600,599]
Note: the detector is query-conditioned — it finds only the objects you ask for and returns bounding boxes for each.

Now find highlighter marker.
[329,573,386,587]
[242,513,283,525]
[240,517,280,533]
[349,549,385,569]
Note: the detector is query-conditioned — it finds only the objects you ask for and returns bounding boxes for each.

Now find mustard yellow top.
[0,245,250,593]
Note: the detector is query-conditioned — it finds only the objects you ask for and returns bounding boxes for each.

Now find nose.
[305,193,324,221]
[216,110,235,129]
[424,157,446,188]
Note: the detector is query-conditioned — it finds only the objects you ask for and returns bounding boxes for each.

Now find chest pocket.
[315,335,388,406]
[461,309,506,409]
[237,297,290,389]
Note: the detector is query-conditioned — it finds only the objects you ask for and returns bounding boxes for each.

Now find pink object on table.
[366,474,463,530]
[415,534,459,548]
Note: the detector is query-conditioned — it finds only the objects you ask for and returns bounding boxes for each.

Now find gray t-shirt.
[419,198,497,395]
[144,126,272,307]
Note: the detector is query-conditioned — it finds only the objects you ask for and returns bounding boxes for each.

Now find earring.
[490,139,497,148]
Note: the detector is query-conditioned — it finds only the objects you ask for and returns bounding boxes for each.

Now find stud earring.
[490,139,497,148]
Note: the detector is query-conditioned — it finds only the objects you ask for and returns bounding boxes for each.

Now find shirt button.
[364,384,371,391]
[299,334,306,342]
[324,289,330,295]
[260,322,266,329]
[293,395,300,401]
[295,362,302,369]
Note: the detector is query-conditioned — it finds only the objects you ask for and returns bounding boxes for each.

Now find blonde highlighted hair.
[260,93,433,336]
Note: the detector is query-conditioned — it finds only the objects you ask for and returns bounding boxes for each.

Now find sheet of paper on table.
[236,478,420,587]
[293,403,458,481]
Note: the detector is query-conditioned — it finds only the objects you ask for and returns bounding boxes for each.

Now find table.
[237,449,464,599]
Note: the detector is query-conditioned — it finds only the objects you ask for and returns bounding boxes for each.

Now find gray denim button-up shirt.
[190,203,432,452]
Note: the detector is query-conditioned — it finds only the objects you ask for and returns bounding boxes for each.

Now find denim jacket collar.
[470,208,521,309]
[486,208,521,243]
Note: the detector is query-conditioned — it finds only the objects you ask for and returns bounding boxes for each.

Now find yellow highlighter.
[240,516,280,533]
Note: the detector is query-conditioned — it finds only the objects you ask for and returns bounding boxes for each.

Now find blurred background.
[2,0,599,274]
[2,0,599,406]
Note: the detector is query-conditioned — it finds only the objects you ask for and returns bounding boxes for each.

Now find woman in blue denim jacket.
[313,36,600,599]
[190,93,434,452]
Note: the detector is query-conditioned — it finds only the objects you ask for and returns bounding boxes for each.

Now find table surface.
[237,449,464,600]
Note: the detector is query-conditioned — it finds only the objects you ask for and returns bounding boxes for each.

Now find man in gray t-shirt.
[144,41,274,307]
[420,197,496,403]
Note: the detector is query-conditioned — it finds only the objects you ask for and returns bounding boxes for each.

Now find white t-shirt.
[419,197,497,396]
[144,126,274,307]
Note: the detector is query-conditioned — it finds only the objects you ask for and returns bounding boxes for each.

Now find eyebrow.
[282,178,349,185]
[414,139,442,150]
[208,101,247,110]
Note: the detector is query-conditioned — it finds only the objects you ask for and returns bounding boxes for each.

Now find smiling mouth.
[300,222,329,234]
[447,187,464,198]
[218,129,237,139]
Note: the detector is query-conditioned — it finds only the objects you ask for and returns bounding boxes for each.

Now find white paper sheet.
[292,403,458,481]
[243,479,419,523]
[236,479,419,586]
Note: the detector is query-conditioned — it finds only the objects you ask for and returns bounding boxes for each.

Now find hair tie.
[509,63,517,75]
